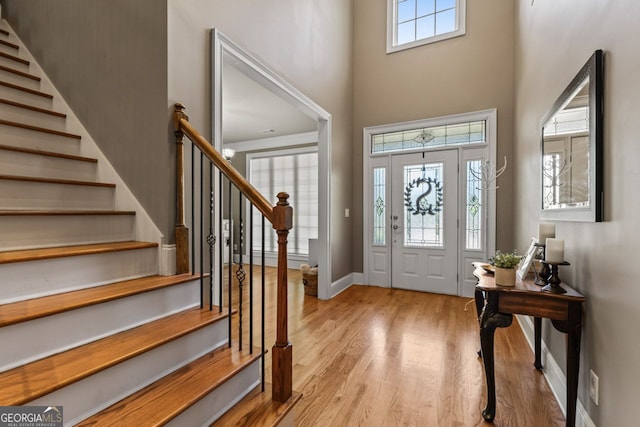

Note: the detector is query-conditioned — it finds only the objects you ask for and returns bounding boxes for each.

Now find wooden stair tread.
[0,38,19,50]
[0,273,201,327]
[0,50,29,65]
[0,118,80,139]
[0,241,157,265]
[0,307,228,405]
[0,80,52,99]
[77,347,261,426]
[0,98,65,117]
[211,384,302,427]
[0,143,94,162]
[0,174,115,188]
[0,209,134,216]
[0,64,40,81]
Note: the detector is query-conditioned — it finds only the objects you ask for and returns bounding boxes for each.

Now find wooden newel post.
[272,192,293,403]
[173,103,190,274]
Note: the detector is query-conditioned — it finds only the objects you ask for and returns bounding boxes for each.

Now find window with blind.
[249,150,318,256]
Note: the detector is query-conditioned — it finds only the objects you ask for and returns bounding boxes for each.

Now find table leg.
[565,303,582,427]
[534,317,543,370]
[474,288,485,358]
[479,294,513,422]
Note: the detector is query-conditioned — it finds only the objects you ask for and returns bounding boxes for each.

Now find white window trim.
[386,0,467,54]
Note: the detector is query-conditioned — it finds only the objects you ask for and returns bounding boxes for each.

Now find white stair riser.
[0,84,51,109]
[0,279,201,372]
[0,43,19,56]
[0,179,114,210]
[30,321,229,426]
[0,247,158,304]
[0,149,96,182]
[0,214,135,251]
[0,69,40,90]
[0,122,78,147]
[0,102,67,131]
[170,360,261,427]
[0,122,78,154]
[0,56,30,73]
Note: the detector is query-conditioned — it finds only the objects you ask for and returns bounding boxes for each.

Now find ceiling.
[222,61,318,145]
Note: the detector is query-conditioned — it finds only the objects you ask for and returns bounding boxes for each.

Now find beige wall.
[1,0,171,239]
[168,0,354,281]
[352,0,515,272]
[514,1,640,424]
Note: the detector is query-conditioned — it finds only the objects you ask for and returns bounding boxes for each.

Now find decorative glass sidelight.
[403,163,444,246]
[373,167,386,245]
[466,160,483,250]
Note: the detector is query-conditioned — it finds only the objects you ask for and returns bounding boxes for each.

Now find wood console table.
[472,263,585,427]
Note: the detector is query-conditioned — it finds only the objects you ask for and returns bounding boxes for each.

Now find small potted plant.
[490,250,522,287]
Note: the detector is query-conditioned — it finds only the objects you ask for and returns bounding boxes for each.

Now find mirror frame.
[540,49,604,222]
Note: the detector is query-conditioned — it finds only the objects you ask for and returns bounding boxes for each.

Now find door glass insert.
[403,162,444,247]
[373,167,386,245]
[466,160,483,250]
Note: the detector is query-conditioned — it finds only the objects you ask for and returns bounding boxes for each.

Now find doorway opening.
[211,29,332,299]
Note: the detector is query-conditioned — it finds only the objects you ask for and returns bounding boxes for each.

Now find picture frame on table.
[517,237,538,279]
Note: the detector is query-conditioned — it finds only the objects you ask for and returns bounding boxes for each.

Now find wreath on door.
[404,177,443,216]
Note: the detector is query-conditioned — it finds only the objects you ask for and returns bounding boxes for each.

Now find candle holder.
[533,243,549,286]
[540,261,570,294]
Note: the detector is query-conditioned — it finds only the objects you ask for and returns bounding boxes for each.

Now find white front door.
[390,150,458,294]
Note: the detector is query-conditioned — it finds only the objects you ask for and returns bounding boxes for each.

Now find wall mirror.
[541,49,603,222]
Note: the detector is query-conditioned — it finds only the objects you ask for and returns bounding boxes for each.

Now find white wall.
[514,1,640,424]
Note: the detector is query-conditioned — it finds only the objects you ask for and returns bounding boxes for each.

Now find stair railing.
[173,103,293,403]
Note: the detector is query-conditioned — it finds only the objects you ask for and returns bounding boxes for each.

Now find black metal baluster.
[218,170,223,313]
[191,142,195,274]
[261,215,266,391]
[227,178,233,348]
[207,162,215,311]
[236,192,246,352]
[200,152,204,308]
[249,204,254,354]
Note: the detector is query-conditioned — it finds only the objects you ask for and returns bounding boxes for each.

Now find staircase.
[0,20,265,426]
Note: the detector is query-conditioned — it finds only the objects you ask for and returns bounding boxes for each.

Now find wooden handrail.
[173,104,273,222]
[173,103,293,403]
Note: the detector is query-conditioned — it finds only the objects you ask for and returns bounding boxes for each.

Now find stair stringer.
[1,20,174,275]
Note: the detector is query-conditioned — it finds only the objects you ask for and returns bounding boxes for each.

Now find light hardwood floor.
[225,267,565,426]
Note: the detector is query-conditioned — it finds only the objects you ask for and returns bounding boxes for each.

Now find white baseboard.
[351,272,364,285]
[330,273,355,298]
[517,315,596,427]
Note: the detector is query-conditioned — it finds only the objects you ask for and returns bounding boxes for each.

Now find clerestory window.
[387,0,466,53]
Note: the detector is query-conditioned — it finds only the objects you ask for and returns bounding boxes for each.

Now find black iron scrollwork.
[404,176,443,216]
